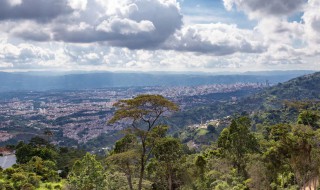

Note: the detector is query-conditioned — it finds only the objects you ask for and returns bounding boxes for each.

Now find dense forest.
[1,72,320,190]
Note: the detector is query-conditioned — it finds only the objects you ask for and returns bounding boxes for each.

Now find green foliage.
[15,139,58,164]
[195,155,206,179]
[153,137,182,163]
[56,147,86,178]
[29,136,49,147]
[207,124,216,133]
[108,94,179,190]
[106,134,139,190]
[218,116,259,177]
[25,156,59,182]
[149,137,184,189]
[109,94,179,125]
[67,153,106,190]
[262,123,320,188]
[297,110,320,128]
[3,85,320,190]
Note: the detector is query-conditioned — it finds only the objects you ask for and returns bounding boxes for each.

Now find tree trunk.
[138,154,145,190]
[168,165,173,190]
[126,163,133,190]
[138,142,146,190]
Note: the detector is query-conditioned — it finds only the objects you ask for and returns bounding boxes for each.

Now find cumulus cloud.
[303,0,320,44]
[68,0,87,11]
[96,18,155,35]
[1,0,320,72]
[0,0,182,49]
[56,0,182,49]
[257,44,306,66]
[0,41,57,69]
[7,21,51,41]
[255,18,304,44]
[0,0,183,50]
[0,0,73,22]
[223,0,306,19]
[163,23,265,55]
[221,0,320,67]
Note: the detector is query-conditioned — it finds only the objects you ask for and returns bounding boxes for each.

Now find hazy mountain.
[0,70,314,92]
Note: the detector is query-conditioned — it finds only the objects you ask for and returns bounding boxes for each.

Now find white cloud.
[303,0,320,44]
[0,0,73,22]
[0,0,182,50]
[7,0,22,7]
[96,0,138,17]
[68,0,87,11]
[0,42,57,69]
[8,21,52,41]
[223,0,306,19]
[0,0,320,72]
[96,18,155,35]
[255,18,304,44]
[84,53,100,61]
[163,23,265,55]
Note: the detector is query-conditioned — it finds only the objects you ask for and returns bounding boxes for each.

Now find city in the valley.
[0,82,265,146]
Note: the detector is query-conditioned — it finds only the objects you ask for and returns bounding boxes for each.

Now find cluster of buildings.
[0,83,265,144]
[148,83,266,98]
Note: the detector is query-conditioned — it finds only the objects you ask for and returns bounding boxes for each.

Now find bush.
[21,183,35,190]
[28,175,41,188]
[45,184,53,189]
[11,172,27,183]
[0,182,14,190]
[3,168,15,179]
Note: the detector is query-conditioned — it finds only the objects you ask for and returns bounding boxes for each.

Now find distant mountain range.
[0,70,315,92]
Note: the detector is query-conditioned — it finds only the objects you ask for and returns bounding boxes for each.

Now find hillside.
[249,71,320,105]
[1,73,320,189]
[173,71,320,142]
[80,72,320,148]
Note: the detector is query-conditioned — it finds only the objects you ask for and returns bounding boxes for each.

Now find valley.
[0,82,264,148]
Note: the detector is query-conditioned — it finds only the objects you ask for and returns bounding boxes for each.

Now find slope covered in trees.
[171,71,320,129]
[2,112,319,189]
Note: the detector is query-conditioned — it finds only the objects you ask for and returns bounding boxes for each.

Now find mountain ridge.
[0,70,314,92]
[171,71,320,128]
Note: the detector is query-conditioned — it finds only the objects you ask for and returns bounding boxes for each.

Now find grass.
[196,128,208,136]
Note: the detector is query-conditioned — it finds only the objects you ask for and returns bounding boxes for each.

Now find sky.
[0,0,319,72]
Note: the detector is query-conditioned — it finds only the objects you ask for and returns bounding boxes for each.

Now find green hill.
[248,71,320,106]
[173,72,320,143]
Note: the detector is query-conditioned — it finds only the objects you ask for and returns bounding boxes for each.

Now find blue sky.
[0,0,319,72]
[180,0,256,28]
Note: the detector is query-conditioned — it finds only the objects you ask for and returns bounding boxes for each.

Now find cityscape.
[0,82,266,144]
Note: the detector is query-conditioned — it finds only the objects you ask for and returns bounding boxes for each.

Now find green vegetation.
[170,72,320,129]
[0,137,86,189]
[2,70,320,190]
[2,110,320,189]
[108,94,179,190]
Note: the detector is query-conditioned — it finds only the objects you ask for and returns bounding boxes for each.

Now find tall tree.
[107,134,138,190]
[217,116,258,177]
[266,124,320,188]
[152,137,183,190]
[109,94,178,190]
[297,110,320,129]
